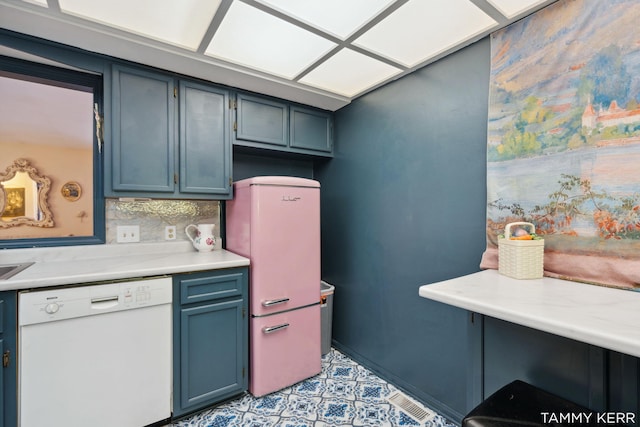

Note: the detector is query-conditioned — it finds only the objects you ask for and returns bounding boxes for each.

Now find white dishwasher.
[18,276,172,427]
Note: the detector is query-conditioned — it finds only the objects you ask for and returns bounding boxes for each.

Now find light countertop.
[418,269,640,358]
[0,241,249,291]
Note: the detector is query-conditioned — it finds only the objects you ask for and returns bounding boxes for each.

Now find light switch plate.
[116,225,140,243]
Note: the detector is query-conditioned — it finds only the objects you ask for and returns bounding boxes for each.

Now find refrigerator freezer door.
[250,305,321,397]
[249,184,320,316]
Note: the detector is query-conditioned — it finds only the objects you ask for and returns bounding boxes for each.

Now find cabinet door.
[179,81,231,196]
[173,269,248,418]
[235,94,288,147]
[0,293,17,427]
[290,106,333,153]
[0,337,3,427]
[111,65,175,193]
[176,299,245,416]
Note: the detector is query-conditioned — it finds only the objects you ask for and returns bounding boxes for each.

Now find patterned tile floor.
[170,348,456,427]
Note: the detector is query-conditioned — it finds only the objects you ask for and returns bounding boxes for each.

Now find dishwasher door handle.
[91,296,119,309]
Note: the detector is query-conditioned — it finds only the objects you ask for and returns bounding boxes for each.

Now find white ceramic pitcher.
[185,223,216,252]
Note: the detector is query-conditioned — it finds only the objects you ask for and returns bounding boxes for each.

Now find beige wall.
[0,142,93,239]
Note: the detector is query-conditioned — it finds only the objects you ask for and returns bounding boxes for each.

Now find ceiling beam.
[197,0,233,54]
[45,0,60,13]
[291,0,410,82]
[468,0,509,24]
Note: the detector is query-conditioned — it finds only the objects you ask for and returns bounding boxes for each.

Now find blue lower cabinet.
[172,269,248,418]
[0,292,17,427]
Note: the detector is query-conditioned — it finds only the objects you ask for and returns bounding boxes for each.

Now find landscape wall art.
[480,0,640,290]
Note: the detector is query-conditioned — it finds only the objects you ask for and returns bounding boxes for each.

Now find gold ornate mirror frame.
[0,158,54,228]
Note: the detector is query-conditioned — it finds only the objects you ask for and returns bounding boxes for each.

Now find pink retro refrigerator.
[226,176,321,397]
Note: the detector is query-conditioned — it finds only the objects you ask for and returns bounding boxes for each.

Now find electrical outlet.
[116,225,140,243]
[165,225,176,241]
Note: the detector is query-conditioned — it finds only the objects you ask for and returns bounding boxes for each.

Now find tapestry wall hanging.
[480,0,640,290]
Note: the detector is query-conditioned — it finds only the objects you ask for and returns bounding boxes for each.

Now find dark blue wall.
[315,34,639,424]
[315,38,491,421]
[233,151,315,181]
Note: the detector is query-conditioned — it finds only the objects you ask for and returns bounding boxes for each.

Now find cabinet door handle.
[262,298,289,307]
[263,323,289,334]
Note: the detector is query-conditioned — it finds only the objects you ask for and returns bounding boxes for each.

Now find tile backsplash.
[105,199,220,244]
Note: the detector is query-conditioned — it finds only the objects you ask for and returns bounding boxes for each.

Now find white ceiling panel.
[205,1,337,79]
[300,48,402,98]
[354,0,498,67]
[488,0,549,19]
[255,0,395,40]
[0,0,559,110]
[58,0,222,50]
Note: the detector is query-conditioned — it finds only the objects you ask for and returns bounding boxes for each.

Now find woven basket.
[498,222,544,279]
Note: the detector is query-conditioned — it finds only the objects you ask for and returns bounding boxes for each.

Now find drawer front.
[179,271,244,305]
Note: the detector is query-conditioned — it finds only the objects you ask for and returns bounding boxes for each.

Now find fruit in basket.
[498,223,543,241]
[511,234,533,240]
[513,227,530,237]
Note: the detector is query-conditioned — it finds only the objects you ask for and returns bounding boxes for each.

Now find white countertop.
[0,241,249,290]
[418,269,640,358]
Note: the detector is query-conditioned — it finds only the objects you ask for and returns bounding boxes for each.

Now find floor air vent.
[387,391,436,423]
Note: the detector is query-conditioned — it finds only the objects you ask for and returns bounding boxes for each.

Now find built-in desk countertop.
[418,269,640,358]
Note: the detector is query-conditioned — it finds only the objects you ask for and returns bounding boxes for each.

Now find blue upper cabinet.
[179,81,231,196]
[235,93,288,148]
[290,105,333,154]
[110,65,176,194]
[233,93,333,157]
[107,64,232,199]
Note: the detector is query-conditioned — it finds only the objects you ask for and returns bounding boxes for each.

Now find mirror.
[0,159,54,227]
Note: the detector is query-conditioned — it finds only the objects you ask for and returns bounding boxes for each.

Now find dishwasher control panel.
[19,277,172,326]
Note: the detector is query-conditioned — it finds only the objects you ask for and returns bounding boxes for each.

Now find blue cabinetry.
[290,105,333,153]
[110,65,175,194]
[108,65,232,199]
[172,268,248,418]
[0,292,17,427]
[235,93,288,148]
[179,80,232,196]
[233,93,333,157]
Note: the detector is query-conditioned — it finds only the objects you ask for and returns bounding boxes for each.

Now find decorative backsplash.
[105,199,220,244]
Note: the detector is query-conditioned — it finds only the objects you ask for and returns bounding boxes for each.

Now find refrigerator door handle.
[262,297,290,307]
[263,323,290,334]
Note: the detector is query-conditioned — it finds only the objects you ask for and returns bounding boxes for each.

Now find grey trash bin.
[320,281,335,356]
